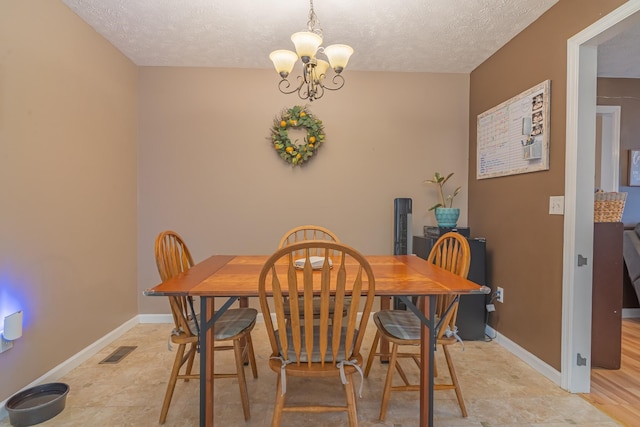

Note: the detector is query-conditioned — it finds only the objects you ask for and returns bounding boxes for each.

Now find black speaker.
[393,198,412,256]
[412,234,488,341]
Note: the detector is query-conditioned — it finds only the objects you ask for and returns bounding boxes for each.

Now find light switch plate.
[549,196,564,215]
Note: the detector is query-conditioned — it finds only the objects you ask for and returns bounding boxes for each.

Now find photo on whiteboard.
[532,94,543,111]
[531,123,543,136]
[532,110,543,125]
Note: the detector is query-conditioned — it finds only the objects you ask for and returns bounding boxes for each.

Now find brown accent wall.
[597,78,640,183]
[469,0,625,370]
[0,1,138,401]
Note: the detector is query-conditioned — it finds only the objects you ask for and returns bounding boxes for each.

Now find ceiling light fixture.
[269,0,353,102]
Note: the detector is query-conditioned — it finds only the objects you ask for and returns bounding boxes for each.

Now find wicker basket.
[594,192,626,223]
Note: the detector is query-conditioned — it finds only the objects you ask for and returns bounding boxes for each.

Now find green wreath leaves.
[269,106,325,166]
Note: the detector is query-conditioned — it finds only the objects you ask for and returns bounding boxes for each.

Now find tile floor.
[0,321,621,427]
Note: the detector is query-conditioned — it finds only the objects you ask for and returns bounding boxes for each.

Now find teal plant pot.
[434,207,460,228]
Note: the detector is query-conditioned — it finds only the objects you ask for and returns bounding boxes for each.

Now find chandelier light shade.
[269,0,354,101]
[291,32,322,61]
[269,50,298,78]
[324,44,354,73]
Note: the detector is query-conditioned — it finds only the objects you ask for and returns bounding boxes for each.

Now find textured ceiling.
[598,23,640,78]
[60,0,638,77]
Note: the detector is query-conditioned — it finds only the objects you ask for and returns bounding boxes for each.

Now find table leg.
[379,296,391,362]
[419,295,435,427]
[239,297,249,364]
[199,296,239,427]
[200,297,215,427]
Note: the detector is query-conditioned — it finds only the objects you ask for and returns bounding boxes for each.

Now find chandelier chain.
[307,0,323,36]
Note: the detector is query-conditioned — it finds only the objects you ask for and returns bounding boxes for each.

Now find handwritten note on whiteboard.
[477,80,550,179]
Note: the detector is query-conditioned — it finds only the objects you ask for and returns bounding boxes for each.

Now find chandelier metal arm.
[276,77,305,96]
[276,74,327,101]
[318,74,345,92]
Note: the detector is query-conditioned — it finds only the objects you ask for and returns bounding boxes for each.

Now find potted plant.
[424,172,462,227]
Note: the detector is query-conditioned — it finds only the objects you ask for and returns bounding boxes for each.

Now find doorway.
[564,1,640,393]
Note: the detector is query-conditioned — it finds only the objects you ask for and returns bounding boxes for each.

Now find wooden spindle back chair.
[154,230,258,424]
[364,232,471,420]
[258,240,376,426]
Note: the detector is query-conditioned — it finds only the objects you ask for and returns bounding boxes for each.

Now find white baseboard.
[0,315,139,420]
[485,325,562,387]
[622,308,640,318]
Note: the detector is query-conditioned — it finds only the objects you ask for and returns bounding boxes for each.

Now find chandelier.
[269,0,354,102]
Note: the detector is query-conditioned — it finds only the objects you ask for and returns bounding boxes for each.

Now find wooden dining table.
[144,254,486,427]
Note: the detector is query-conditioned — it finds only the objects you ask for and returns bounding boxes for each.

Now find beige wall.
[0,1,138,402]
[469,0,625,370]
[137,67,470,313]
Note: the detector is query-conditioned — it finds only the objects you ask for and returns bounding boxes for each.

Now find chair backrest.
[155,230,198,338]
[278,225,340,257]
[427,232,471,340]
[259,241,375,366]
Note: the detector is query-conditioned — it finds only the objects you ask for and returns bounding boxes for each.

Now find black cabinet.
[413,233,487,341]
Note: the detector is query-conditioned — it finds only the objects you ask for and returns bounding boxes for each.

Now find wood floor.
[581,318,640,426]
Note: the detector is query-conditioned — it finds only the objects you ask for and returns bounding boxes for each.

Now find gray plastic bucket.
[5,383,69,426]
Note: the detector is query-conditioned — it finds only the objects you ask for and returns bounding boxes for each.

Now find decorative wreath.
[269,106,325,166]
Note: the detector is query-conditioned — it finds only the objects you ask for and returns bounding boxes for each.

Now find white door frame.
[596,105,621,192]
[563,0,640,392]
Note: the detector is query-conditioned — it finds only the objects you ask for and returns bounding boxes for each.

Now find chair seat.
[373,309,451,344]
[180,308,257,341]
[276,326,357,363]
[213,308,258,340]
[374,310,422,342]
[267,354,364,377]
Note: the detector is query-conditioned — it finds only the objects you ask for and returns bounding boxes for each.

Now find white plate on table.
[294,256,333,270]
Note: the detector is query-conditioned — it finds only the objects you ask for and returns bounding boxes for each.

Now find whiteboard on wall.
[477,80,550,179]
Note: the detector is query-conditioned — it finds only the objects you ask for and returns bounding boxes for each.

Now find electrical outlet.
[496,286,504,303]
[0,336,13,353]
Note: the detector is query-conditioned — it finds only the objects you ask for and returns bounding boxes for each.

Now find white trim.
[622,308,640,319]
[485,325,561,386]
[563,0,640,393]
[596,105,621,192]
[0,316,139,420]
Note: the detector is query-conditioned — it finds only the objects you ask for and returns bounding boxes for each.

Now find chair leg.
[364,330,381,378]
[434,354,439,377]
[233,338,251,421]
[245,332,258,379]
[184,342,197,380]
[379,342,399,421]
[344,372,358,426]
[443,344,467,417]
[159,343,186,424]
[272,374,285,427]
